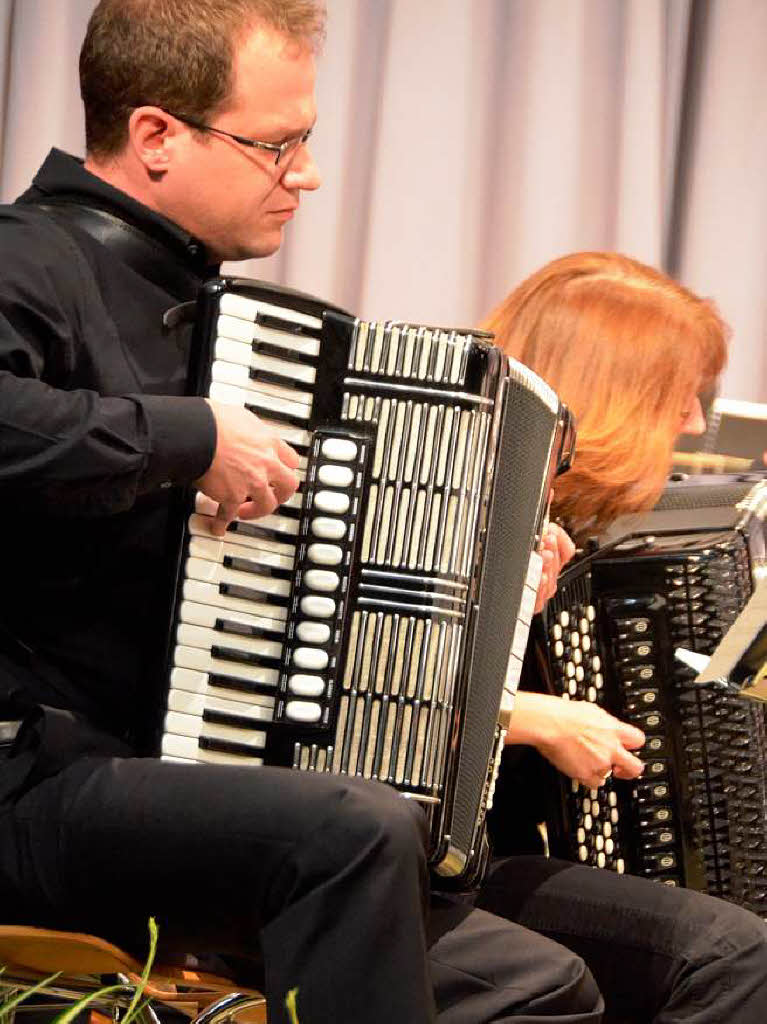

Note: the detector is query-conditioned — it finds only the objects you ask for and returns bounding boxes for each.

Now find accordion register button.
[289,673,325,697]
[311,517,346,540]
[314,490,350,514]
[318,464,354,488]
[306,543,343,565]
[321,437,358,461]
[304,569,340,592]
[296,621,331,644]
[299,595,336,618]
[293,647,329,670]
[285,700,322,723]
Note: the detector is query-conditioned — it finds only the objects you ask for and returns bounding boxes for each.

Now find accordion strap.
[31,199,202,301]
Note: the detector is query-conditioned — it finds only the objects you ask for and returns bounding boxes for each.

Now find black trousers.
[2,745,765,1021]
[476,856,767,1023]
[0,751,603,1024]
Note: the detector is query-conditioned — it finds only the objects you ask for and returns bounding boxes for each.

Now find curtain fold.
[0,0,764,400]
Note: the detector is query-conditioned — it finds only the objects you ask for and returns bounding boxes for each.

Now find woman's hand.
[534,523,576,613]
[505,691,646,790]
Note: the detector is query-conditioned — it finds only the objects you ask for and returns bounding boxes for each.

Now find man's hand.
[534,523,576,614]
[506,691,646,790]
[196,401,300,536]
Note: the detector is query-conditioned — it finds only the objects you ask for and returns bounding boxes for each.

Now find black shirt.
[0,149,218,743]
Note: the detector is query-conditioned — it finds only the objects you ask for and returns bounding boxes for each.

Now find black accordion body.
[529,474,767,916]
[157,278,573,884]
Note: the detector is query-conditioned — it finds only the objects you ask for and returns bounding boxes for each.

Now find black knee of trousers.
[267,777,430,917]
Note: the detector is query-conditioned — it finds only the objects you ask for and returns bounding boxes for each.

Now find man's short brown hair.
[80,0,326,158]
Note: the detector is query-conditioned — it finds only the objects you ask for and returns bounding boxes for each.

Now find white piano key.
[208,383,312,447]
[192,499,301,538]
[219,293,322,334]
[161,732,264,766]
[211,359,313,410]
[299,595,336,618]
[167,689,274,722]
[288,674,326,697]
[303,569,340,592]
[164,711,267,744]
[320,438,358,461]
[317,464,354,488]
[295,621,331,644]
[188,535,295,572]
[284,700,322,723]
[306,543,343,566]
[310,517,346,540]
[188,513,298,560]
[185,556,291,598]
[169,667,275,710]
[210,377,310,422]
[214,336,317,385]
[174,644,279,686]
[292,647,329,670]
[314,491,350,515]
[176,623,284,660]
[182,579,288,623]
[178,599,286,637]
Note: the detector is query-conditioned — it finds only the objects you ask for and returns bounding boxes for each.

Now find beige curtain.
[1,0,765,402]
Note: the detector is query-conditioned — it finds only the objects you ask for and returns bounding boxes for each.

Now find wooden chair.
[0,925,267,1024]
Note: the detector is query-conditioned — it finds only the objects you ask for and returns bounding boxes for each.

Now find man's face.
[168,24,320,261]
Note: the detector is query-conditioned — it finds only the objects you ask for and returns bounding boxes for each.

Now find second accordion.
[508,474,767,917]
[156,277,573,885]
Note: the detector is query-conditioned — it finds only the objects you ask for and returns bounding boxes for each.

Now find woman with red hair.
[473,252,766,1023]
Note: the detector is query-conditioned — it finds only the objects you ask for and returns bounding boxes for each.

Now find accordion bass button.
[304,569,340,592]
[311,517,347,540]
[296,621,331,644]
[285,700,323,723]
[321,438,358,461]
[293,647,329,670]
[307,543,343,566]
[314,490,350,515]
[318,464,354,487]
[289,673,325,697]
[300,595,337,618]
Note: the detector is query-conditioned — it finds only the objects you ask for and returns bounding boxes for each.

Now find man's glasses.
[167,111,313,166]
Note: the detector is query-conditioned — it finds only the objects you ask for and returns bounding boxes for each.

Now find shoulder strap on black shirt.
[32,200,203,301]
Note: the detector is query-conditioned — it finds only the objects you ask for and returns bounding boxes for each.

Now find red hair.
[482,252,728,538]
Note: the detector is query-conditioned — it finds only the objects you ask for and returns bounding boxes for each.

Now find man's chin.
[221,231,284,263]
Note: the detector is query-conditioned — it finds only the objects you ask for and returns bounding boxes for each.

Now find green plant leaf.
[49,983,125,1024]
[0,972,62,1016]
[121,917,159,1024]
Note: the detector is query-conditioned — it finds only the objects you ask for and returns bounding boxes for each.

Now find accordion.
[157,277,573,884]
[523,474,767,916]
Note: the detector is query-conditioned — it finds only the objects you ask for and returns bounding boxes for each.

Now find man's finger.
[211,500,240,536]
[264,460,300,506]
[277,437,301,469]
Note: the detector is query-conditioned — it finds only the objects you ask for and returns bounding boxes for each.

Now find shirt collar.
[25,149,214,274]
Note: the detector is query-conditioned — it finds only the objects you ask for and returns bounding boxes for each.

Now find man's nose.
[283,143,321,192]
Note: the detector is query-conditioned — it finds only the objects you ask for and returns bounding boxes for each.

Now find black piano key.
[215,617,286,640]
[211,644,283,670]
[219,582,290,607]
[251,338,318,365]
[223,555,294,580]
[244,402,309,430]
[249,366,311,391]
[209,673,278,699]
[199,735,266,757]
[255,310,322,340]
[228,520,299,541]
[203,708,271,731]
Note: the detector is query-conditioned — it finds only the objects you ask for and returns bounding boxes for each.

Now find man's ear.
[127,106,177,174]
